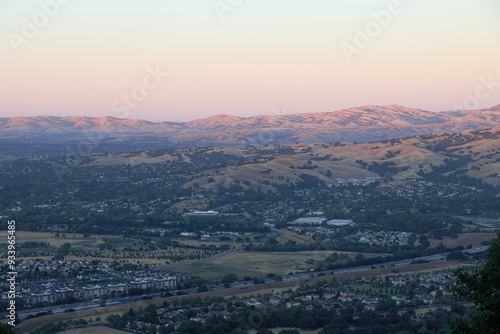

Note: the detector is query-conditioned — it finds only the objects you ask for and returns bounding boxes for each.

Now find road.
[17,246,488,319]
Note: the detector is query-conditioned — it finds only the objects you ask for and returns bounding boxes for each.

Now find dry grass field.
[0,231,230,266]
[410,302,473,317]
[63,255,166,267]
[169,251,331,279]
[57,326,130,334]
[0,231,92,248]
[168,250,386,280]
[171,238,243,249]
[249,328,320,334]
[428,232,496,248]
[274,228,314,244]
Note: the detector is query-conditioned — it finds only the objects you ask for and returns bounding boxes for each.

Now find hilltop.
[1,105,500,151]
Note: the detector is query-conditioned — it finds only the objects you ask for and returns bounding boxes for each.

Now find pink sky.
[1,0,500,122]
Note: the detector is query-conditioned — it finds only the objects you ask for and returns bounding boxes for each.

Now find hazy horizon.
[2,102,500,124]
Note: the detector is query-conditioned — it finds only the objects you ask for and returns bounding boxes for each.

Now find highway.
[17,246,488,319]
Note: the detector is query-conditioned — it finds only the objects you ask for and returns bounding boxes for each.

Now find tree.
[449,233,500,334]
[299,315,318,330]
[197,285,208,292]
[279,330,300,334]
[221,273,238,285]
[257,329,273,334]
[447,250,467,261]
[107,314,126,328]
[0,324,14,334]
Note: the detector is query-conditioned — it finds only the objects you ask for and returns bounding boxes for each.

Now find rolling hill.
[84,127,500,190]
[1,105,500,148]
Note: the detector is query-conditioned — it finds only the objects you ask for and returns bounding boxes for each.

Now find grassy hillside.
[85,127,500,190]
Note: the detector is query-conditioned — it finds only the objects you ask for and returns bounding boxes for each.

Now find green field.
[172,251,335,279]
[58,326,130,334]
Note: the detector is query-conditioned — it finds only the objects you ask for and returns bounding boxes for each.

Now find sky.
[1,0,500,122]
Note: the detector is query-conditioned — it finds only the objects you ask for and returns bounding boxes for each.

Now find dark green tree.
[221,273,238,284]
[0,323,15,334]
[450,234,500,334]
[279,330,300,334]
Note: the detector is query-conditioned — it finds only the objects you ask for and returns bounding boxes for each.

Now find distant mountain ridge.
[1,104,500,146]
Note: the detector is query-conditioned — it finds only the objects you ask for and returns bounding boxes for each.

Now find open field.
[410,302,473,317]
[168,250,385,280]
[249,328,320,334]
[0,231,203,250]
[274,228,314,244]
[64,255,167,267]
[0,231,94,248]
[428,232,496,248]
[16,260,464,333]
[58,326,130,334]
[172,238,243,249]
[0,231,225,266]
[168,251,331,279]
